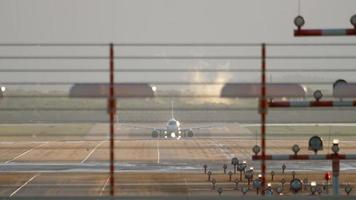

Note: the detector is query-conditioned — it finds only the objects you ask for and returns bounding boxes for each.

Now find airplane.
[117,101,219,139]
[150,101,193,139]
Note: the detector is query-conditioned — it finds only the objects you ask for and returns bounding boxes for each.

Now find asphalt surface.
[0,123,355,198]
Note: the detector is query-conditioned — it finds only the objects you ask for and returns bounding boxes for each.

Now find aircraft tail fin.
[171,100,174,119]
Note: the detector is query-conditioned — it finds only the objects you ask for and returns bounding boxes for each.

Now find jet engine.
[187,130,194,137]
[152,130,159,138]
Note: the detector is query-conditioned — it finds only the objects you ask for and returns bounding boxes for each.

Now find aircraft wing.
[117,123,165,131]
[182,124,225,130]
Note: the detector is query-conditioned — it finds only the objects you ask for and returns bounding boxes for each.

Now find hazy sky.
[1,0,356,43]
[0,0,356,91]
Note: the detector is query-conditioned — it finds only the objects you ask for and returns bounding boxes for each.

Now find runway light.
[292,144,300,155]
[351,15,356,28]
[332,139,340,154]
[308,136,323,154]
[294,15,305,28]
[231,157,239,165]
[252,178,261,189]
[245,168,254,180]
[345,183,352,195]
[290,178,302,193]
[282,163,286,173]
[265,187,273,196]
[252,145,261,155]
[311,181,317,187]
[171,132,176,138]
[276,186,283,195]
[310,182,316,195]
[310,182,317,195]
[0,86,5,92]
[313,90,323,101]
[333,139,339,145]
[236,162,246,172]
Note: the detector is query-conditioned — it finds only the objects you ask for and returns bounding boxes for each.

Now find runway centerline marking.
[81,140,106,164]
[5,142,48,164]
[9,174,38,197]
[99,176,110,196]
[157,140,160,164]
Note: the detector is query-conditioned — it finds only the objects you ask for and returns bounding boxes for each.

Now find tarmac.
[0,123,354,197]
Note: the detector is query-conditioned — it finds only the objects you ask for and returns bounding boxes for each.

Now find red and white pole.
[294,15,356,37]
[109,43,116,196]
[269,100,356,108]
[295,29,356,37]
[260,43,267,195]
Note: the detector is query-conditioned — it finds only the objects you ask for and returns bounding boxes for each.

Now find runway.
[0,123,355,197]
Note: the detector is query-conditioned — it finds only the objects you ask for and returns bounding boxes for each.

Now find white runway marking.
[157,140,160,164]
[9,174,38,197]
[5,142,48,164]
[81,140,106,164]
[64,141,83,144]
[99,176,110,196]
[209,139,234,159]
[184,178,191,198]
[0,142,14,144]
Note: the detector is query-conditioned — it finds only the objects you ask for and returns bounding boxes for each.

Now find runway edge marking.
[99,176,111,196]
[157,140,160,164]
[81,140,106,164]
[9,174,38,197]
[5,142,48,164]
[184,178,191,199]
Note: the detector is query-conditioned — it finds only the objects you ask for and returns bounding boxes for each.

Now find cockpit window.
[168,121,176,125]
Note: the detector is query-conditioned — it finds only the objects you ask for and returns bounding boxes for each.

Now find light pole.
[252,138,355,196]
[237,160,247,181]
[245,167,254,188]
[0,86,5,98]
[310,181,317,195]
[231,157,239,174]
[223,164,227,174]
[331,139,340,195]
